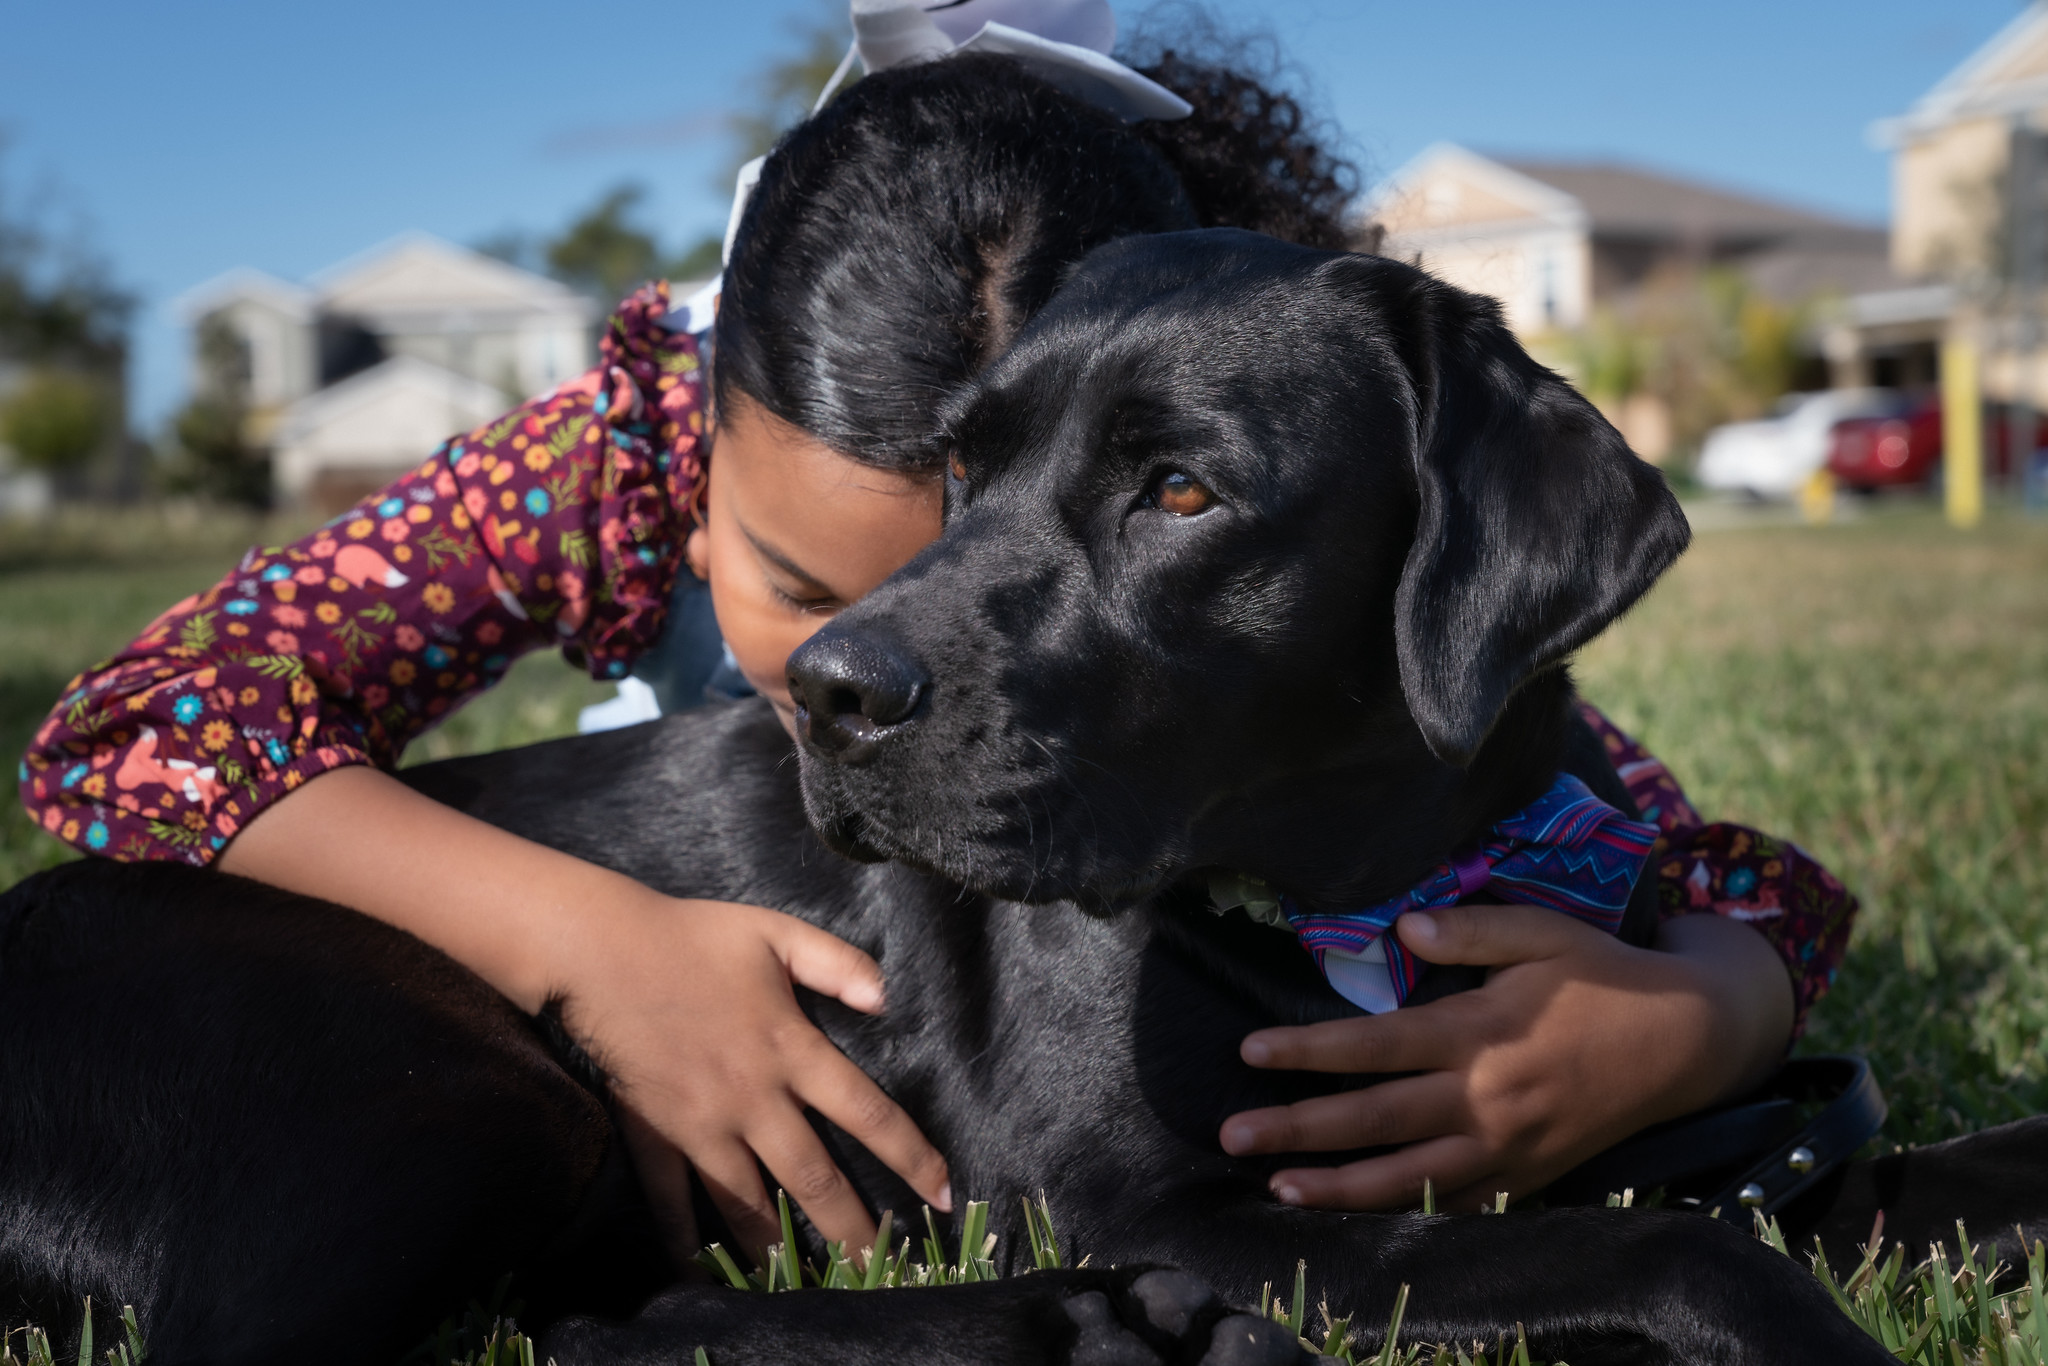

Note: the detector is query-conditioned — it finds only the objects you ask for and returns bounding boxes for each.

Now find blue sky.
[0,0,2024,428]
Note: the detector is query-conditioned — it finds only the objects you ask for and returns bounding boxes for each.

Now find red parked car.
[1827,405,1940,487]
[1827,401,2034,489]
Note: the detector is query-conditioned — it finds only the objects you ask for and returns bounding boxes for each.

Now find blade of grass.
[777,1191,801,1293]
[117,1306,142,1366]
[1372,1284,1411,1366]
[862,1211,895,1290]
[959,1201,989,1282]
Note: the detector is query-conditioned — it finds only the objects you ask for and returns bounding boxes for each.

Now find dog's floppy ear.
[1359,262,1690,767]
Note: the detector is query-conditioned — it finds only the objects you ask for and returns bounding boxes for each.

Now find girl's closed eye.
[767,579,841,615]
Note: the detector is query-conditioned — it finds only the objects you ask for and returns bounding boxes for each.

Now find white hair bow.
[720,0,1192,267]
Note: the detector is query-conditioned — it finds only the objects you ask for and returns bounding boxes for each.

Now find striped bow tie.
[1209,772,1658,1014]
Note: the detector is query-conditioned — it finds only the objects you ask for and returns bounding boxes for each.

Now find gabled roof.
[1874,2,2048,144]
[1496,159,1874,242]
[1370,144,1876,252]
[311,232,594,324]
[1366,143,1586,240]
[172,267,316,325]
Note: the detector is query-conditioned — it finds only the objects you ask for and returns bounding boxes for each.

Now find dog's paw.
[1057,1269,1318,1366]
[1197,1314,1322,1366]
[1064,1289,1170,1366]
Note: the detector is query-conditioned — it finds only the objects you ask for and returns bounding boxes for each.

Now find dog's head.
[786,230,1688,912]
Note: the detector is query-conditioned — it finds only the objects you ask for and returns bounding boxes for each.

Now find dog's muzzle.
[787,628,929,764]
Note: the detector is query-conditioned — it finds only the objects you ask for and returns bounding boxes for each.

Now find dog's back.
[0,858,668,1360]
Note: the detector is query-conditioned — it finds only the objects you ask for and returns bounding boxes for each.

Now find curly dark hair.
[715,49,1359,473]
[1132,51,1356,250]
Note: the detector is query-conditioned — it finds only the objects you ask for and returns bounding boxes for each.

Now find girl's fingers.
[749,1108,881,1254]
[690,1134,784,1265]
[773,915,888,1014]
[1218,1071,1464,1157]
[1395,904,1593,968]
[796,1038,953,1213]
[1240,1002,1464,1076]
[1267,1133,1492,1212]
[618,1105,701,1269]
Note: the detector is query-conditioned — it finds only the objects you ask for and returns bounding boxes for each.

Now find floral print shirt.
[16,285,1855,1037]
[18,282,704,864]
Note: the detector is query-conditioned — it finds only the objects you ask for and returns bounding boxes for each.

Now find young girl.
[17,11,1853,1252]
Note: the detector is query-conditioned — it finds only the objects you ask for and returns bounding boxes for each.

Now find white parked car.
[1696,389,1907,499]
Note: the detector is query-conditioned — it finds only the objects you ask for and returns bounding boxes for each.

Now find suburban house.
[178,235,596,511]
[1833,2,2048,410]
[1368,144,1893,336]
[1366,144,1893,456]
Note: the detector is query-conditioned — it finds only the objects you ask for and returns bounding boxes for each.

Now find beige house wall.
[1973,324,2048,406]
[1894,117,2013,281]
[1374,175,1551,237]
[1370,151,1591,336]
[1397,229,1590,335]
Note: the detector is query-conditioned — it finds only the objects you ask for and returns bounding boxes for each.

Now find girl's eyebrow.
[740,520,833,594]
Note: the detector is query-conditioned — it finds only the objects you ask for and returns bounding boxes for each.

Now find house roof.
[1365,143,1586,247]
[1494,159,1876,244]
[172,267,317,325]
[1874,2,2048,144]
[312,233,595,327]
[1370,144,1878,252]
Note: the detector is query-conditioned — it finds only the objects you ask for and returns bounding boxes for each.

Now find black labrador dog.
[3,231,2036,1365]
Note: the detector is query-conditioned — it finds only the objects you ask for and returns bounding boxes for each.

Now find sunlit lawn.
[3,498,2045,1149]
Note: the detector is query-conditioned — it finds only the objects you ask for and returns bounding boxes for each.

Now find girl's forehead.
[716,398,942,588]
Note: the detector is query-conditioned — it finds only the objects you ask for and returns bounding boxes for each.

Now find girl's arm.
[1580,702,1856,1034]
[1219,705,1854,1210]
[217,764,949,1259]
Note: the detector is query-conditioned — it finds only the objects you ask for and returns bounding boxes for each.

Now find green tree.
[1566,266,1813,463]
[0,369,107,471]
[537,184,725,303]
[0,140,129,372]
[162,312,268,508]
[545,185,667,303]
[0,136,132,492]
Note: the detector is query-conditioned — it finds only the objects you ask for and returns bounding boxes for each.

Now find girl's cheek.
[708,575,824,707]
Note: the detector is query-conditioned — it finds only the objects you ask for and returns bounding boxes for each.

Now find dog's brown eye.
[1153,471,1214,516]
[947,451,967,482]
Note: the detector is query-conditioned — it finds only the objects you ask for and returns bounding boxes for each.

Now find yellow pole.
[1943,333,1983,528]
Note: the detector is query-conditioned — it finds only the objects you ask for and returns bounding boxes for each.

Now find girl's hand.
[559,893,952,1263]
[1216,906,1793,1212]
[217,765,947,1269]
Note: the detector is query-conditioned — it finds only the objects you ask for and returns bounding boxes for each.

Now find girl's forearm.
[216,763,642,1012]
[1655,911,1796,1100]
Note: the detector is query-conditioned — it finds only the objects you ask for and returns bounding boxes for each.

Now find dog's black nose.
[787,630,928,759]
